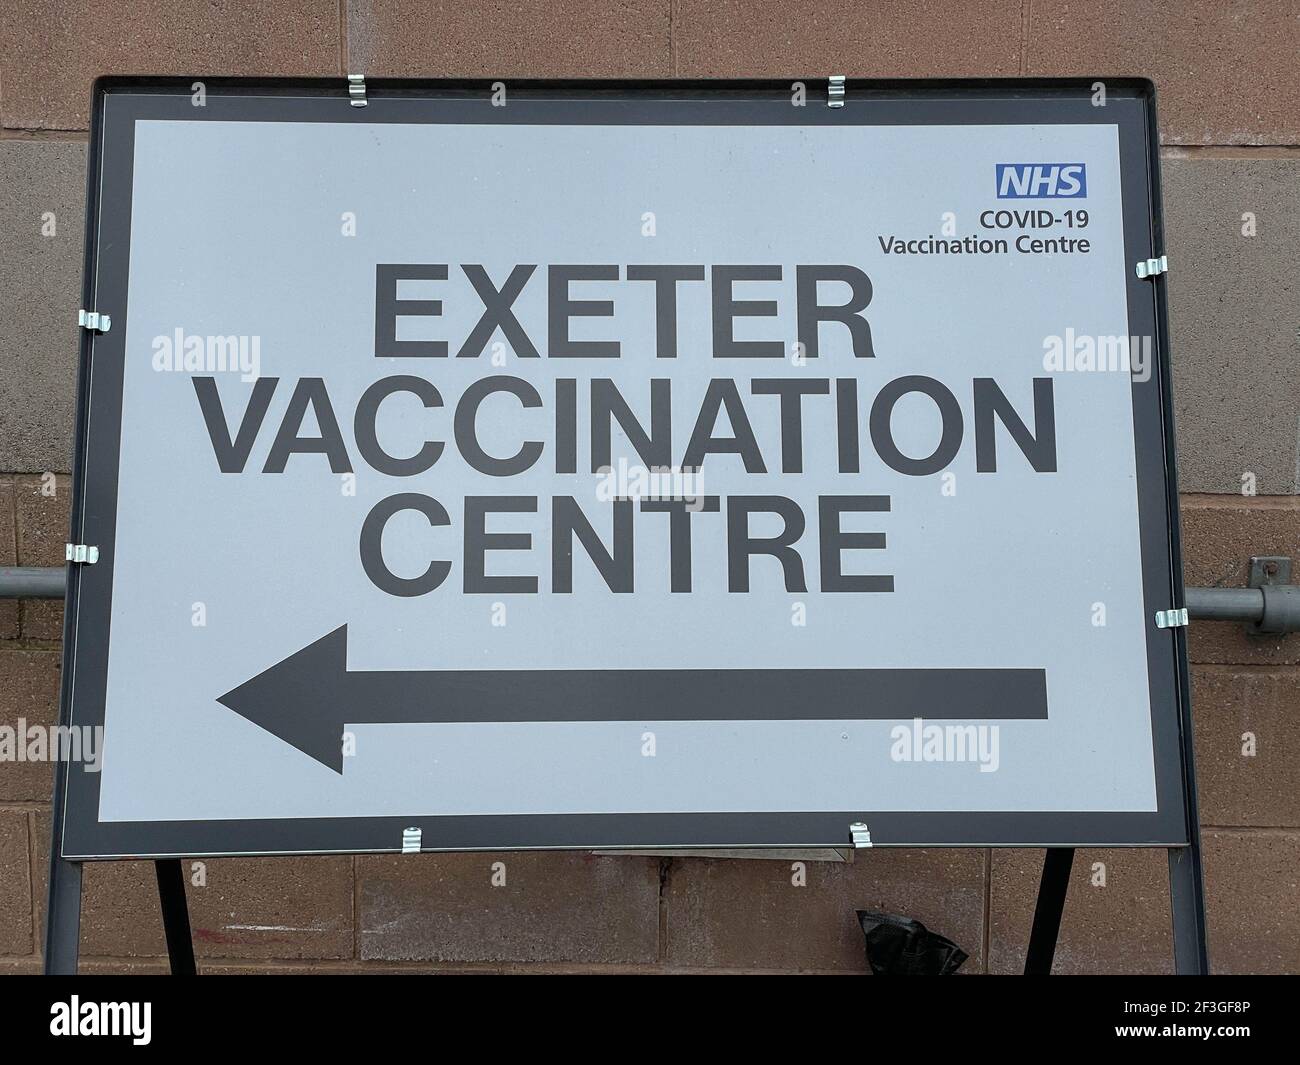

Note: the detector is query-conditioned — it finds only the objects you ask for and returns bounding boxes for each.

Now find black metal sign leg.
[1024,847,1074,975]
[155,859,197,975]
[1168,845,1209,974]
[43,854,83,974]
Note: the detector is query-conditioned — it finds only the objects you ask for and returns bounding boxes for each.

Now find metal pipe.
[1186,584,1300,634]
[1184,586,1263,623]
[1255,584,1300,634]
[0,566,65,598]
[2,565,1298,632]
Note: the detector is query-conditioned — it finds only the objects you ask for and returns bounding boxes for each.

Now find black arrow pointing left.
[216,625,1048,773]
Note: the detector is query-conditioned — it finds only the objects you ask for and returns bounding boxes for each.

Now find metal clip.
[849,821,872,848]
[77,309,111,334]
[1155,607,1189,629]
[401,826,421,853]
[65,543,99,565]
[348,74,367,108]
[828,75,845,108]
[1135,255,1168,279]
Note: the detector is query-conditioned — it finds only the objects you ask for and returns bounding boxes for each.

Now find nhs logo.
[996,163,1087,198]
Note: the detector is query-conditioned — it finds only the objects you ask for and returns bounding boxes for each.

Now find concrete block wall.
[1,1,1296,974]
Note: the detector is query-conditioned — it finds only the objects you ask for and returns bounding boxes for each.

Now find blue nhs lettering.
[996,163,1087,198]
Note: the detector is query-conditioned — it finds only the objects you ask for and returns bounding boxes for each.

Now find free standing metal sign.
[57,78,1195,858]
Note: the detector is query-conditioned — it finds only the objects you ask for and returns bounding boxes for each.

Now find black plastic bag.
[856,910,968,975]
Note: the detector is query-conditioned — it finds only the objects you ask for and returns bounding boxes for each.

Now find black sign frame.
[53,77,1198,862]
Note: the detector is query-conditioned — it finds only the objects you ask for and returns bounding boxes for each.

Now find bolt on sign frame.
[46,77,1206,974]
